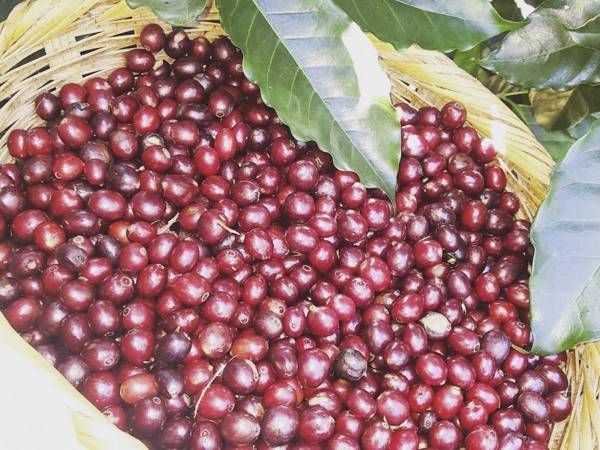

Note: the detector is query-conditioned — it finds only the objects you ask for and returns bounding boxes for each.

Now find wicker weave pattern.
[0,1,598,449]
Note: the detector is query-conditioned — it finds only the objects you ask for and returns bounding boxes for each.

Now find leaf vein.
[244,9,259,49]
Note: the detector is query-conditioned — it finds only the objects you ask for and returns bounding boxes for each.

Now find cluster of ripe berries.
[0,22,571,450]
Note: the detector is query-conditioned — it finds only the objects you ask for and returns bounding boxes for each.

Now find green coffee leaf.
[492,0,524,22]
[333,0,520,52]
[217,0,401,200]
[530,121,600,353]
[453,43,487,77]
[125,0,207,26]
[524,0,544,6]
[484,0,600,89]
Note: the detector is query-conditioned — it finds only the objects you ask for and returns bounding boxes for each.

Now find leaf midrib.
[244,0,388,188]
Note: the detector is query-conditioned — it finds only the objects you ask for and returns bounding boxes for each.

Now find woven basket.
[0,1,598,449]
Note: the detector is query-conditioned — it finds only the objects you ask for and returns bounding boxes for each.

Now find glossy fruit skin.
[157,417,191,448]
[119,373,159,404]
[377,390,409,425]
[1,28,571,450]
[4,296,41,331]
[547,391,572,421]
[259,405,298,444]
[517,392,550,423]
[82,372,120,409]
[298,405,336,444]
[222,358,258,394]
[140,23,166,52]
[415,352,447,385]
[58,355,89,388]
[220,411,261,445]
[195,384,235,419]
[120,328,155,366]
[130,396,166,437]
[464,426,498,450]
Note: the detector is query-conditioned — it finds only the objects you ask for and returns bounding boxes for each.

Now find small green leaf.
[530,121,600,354]
[453,43,486,76]
[524,0,544,6]
[530,86,600,131]
[217,0,401,201]
[125,0,208,26]
[492,0,524,22]
[333,0,521,53]
[483,0,600,89]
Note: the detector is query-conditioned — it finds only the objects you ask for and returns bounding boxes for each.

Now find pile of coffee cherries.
[0,22,571,450]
